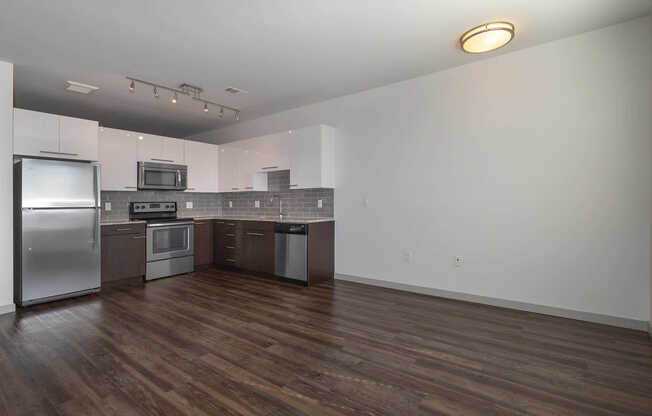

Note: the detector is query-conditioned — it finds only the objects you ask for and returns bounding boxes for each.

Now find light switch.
[186,201,193,209]
[254,200,260,208]
[104,202,111,211]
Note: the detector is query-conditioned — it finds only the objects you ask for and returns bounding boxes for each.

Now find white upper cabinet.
[13,108,99,161]
[287,125,335,189]
[59,115,99,161]
[137,134,185,164]
[218,145,241,192]
[98,128,139,191]
[185,140,218,193]
[13,109,59,155]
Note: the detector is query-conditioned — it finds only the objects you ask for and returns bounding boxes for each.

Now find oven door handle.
[147,221,194,228]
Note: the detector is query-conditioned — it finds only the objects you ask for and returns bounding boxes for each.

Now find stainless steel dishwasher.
[274,223,307,282]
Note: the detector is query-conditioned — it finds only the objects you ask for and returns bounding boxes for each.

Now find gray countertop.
[101,216,334,225]
[184,215,334,224]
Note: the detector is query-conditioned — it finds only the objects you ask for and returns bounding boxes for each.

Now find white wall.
[205,17,652,322]
[0,61,13,314]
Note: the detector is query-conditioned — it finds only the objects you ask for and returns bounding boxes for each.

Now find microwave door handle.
[177,170,181,186]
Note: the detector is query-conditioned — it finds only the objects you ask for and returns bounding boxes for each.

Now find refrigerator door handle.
[92,163,101,208]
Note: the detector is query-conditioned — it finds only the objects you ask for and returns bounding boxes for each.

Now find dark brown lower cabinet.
[193,220,214,267]
[241,221,275,274]
[212,219,334,285]
[214,221,241,267]
[101,224,146,283]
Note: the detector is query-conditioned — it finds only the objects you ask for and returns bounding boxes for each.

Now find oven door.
[138,162,187,190]
[147,222,194,262]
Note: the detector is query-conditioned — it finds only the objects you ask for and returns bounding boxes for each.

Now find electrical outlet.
[186,201,193,209]
[104,202,111,211]
[455,256,464,267]
[229,201,233,208]
[254,200,260,208]
[317,199,323,209]
[402,250,413,263]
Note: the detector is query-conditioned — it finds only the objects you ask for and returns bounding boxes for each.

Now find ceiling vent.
[66,81,99,94]
[224,86,247,95]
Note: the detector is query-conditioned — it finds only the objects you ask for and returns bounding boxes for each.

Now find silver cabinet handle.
[261,166,278,170]
[225,258,236,262]
[40,150,79,156]
[231,187,239,190]
[289,184,299,187]
[151,158,174,162]
[226,223,236,226]
[124,186,137,189]
[194,222,208,225]
[246,232,264,236]
[131,235,146,239]
[116,228,132,231]
[225,246,235,249]
[245,186,253,190]
[216,221,225,224]
[176,169,181,185]
[225,233,235,237]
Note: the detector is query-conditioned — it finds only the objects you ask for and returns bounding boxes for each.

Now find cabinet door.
[241,222,274,274]
[288,126,322,189]
[101,233,146,282]
[59,115,99,161]
[99,128,139,191]
[13,108,59,157]
[162,137,185,163]
[137,134,163,162]
[218,145,240,192]
[194,220,214,266]
[185,141,218,192]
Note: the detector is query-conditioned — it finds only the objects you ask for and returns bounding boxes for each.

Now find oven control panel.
[130,202,177,213]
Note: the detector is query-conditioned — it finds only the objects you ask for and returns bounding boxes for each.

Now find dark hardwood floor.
[1,268,652,415]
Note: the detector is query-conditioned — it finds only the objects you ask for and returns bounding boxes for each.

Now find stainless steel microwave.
[137,161,187,190]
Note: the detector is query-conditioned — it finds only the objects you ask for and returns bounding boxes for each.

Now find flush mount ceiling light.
[125,76,241,120]
[460,21,514,53]
[66,81,100,95]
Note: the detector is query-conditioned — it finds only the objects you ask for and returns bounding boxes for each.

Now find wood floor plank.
[0,267,651,415]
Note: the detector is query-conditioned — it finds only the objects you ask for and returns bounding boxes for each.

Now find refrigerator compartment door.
[21,208,100,304]
[21,158,97,208]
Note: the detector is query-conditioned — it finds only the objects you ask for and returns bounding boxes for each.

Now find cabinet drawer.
[101,223,146,236]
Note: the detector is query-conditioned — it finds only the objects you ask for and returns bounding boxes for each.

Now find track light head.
[203,103,209,113]
[171,92,178,104]
[153,86,159,98]
[218,106,224,118]
[129,80,135,93]
[235,111,240,121]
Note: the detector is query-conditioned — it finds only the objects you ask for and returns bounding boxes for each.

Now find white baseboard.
[0,303,15,315]
[335,274,649,332]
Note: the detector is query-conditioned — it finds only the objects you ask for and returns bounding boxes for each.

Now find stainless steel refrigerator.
[14,158,101,306]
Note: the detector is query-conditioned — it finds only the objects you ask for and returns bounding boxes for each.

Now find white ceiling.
[1,1,651,138]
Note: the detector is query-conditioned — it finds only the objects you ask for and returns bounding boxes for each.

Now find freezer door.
[20,158,98,208]
[20,208,100,303]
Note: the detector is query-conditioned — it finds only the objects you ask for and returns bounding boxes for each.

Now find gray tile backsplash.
[101,170,333,220]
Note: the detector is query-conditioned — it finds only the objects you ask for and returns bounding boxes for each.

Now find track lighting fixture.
[125,77,240,120]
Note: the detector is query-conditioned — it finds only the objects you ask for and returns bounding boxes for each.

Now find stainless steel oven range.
[129,202,194,281]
